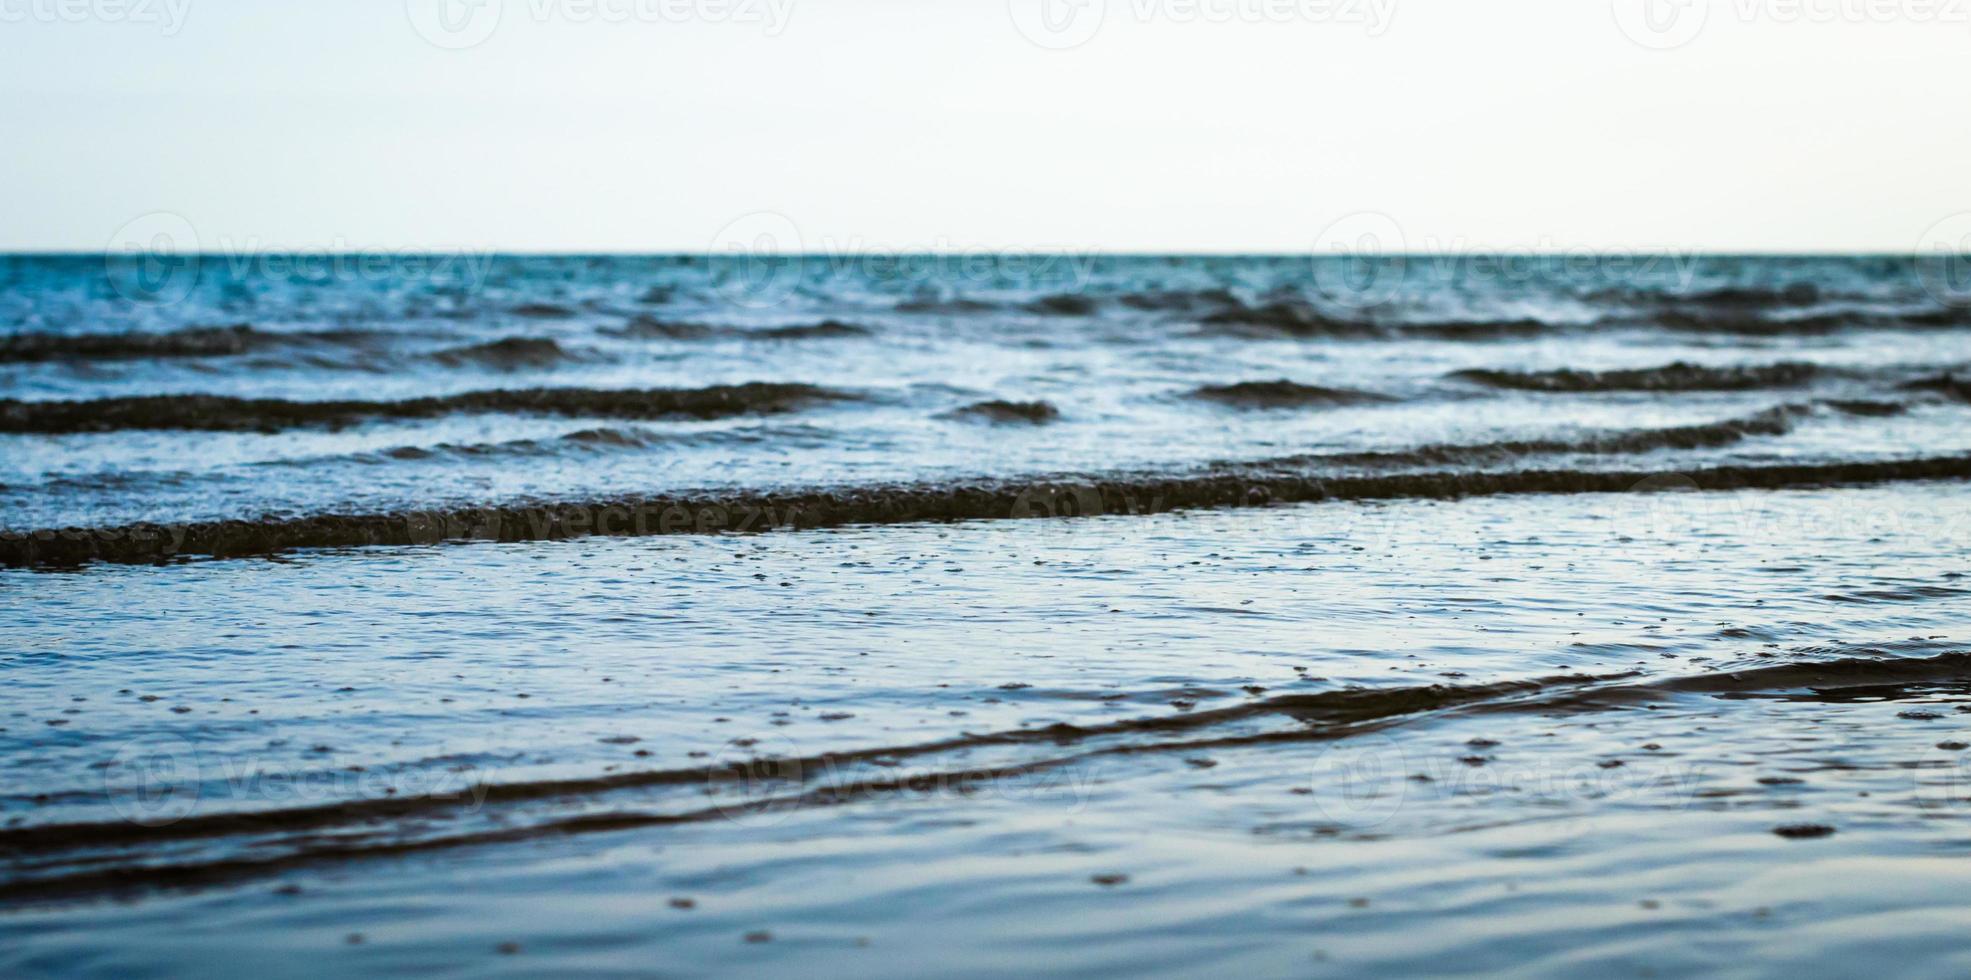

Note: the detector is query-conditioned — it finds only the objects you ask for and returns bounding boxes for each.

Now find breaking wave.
[1450,361,1825,393]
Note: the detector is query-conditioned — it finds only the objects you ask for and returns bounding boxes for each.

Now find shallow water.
[3,255,1971,976]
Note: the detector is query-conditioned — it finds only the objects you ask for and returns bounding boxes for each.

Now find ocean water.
[3,254,1970,976]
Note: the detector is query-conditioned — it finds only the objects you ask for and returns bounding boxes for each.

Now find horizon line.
[0,249,1955,259]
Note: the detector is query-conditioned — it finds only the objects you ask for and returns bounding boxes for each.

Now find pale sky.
[2,0,1965,252]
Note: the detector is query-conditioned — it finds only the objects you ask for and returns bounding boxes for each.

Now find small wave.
[755,319,872,339]
[603,317,720,340]
[559,426,661,447]
[1641,308,1971,335]
[602,317,871,340]
[286,406,1808,481]
[1189,380,1391,409]
[1450,360,1823,393]
[429,337,579,369]
[260,423,841,471]
[0,670,1619,874]
[1023,294,1098,316]
[1116,288,1239,312]
[1674,283,1824,310]
[898,289,1228,318]
[1823,399,1907,417]
[384,426,668,460]
[376,427,665,460]
[895,297,998,314]
[10,452,1971,566]
[1198,300,1380,338]
[509,302,578,319]
[1820,584,1971,605]
[1902,373,1971,403]
[941,400,1061,424]
[1898,309,1971,328]
[0,382,857,434]
[0,324,409,364]
[6,647,1968,904]
[1257,405,1809,471]
[1196,300,1550,340]
[1400,318,1551,340]
[1649,311,1851,335]
[1596,283,1826,312]
[0,324,263,363]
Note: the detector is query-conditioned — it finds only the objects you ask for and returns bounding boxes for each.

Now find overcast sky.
[2,0,1964,252]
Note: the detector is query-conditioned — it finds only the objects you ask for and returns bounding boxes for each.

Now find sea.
[3,253,1969,977]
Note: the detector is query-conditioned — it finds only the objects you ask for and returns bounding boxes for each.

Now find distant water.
[3,255,1971,976]
[2,254,1968,545]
